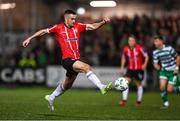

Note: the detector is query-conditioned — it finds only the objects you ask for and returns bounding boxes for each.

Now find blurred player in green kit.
[153,35,180,108]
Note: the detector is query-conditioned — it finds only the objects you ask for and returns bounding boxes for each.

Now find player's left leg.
[135,80,143,106]
[167,73,180,93]
[173,75,180,93]
[73,60,112,94]
[48,75,77,100]
[173,86,180,93]
[134,70,144,106]
[167,84,174,93]
[45,75,77,111]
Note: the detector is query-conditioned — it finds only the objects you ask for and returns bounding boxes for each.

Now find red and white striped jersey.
[47,23,86,59]
[123,44,147,70]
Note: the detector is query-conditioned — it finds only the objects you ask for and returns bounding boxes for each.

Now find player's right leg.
[119,77,131,106]
[159,78,169,108]
[72,60,112,94]
[45,75,77,111]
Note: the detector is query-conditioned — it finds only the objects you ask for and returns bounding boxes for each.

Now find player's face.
[154,39,163,48]
[128,37,136,48]
[65,14,77,27]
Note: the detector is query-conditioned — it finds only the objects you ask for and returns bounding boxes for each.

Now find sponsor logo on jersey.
[67,38,78,41]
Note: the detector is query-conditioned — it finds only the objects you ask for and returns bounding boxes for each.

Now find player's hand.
[22,38,31,47]
[103,17,110,23]
[154,64,160,71]
[142,64,146,70]
[174,66,179,75]
[120,68,125,75]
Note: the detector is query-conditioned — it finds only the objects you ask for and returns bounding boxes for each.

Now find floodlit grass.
[0,86,180,120]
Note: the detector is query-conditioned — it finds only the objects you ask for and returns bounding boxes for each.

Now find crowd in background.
[3,14,180,68]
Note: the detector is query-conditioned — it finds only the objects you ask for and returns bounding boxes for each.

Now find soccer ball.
[114,77,128,91]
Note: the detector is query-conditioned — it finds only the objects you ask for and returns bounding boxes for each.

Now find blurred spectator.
[18,52,37,67]
[28,53,37,67]
[18,52,28,67]
[37,47,48,66]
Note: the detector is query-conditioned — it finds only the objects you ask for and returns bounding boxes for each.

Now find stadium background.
[0,0,180,120]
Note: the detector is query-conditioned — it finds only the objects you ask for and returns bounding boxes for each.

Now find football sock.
[122,87,129,100]
[86,71,106,90]
[49,83,65,100]
[174,86,180,93]
[160,90,168,103]
[174,75,180,93]
[137,85,143,102]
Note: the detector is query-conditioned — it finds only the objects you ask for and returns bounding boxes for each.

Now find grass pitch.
[0,86,180,120]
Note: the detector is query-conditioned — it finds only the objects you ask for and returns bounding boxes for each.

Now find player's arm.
[153,63,160,71]
[153,51,160,70]
[142,55,149,70]
[141,48,149,70]
[22,29,48,47]
[176,55,179,67]
[86,18,110,30]
[174,55,179,74]
[120,54,126,74]
[170,47,179,74]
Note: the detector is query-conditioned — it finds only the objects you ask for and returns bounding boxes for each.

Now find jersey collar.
[159,44,165,50]
[64,23,73,29]
[128,44,136,50]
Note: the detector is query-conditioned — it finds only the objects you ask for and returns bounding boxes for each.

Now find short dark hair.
[64,9,76,15]
[128,34,136,40]
[153,35,163,40]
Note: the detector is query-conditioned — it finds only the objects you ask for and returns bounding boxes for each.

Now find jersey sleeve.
[153,51,159,64]
[47,25,58,33]
[170,46,177,58]
[139,46,148,57]
[77,23,87,32]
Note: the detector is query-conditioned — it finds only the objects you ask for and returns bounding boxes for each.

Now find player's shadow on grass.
[37,113,89,119]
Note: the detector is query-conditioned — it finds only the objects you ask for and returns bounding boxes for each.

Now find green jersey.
[153,45,177,71]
